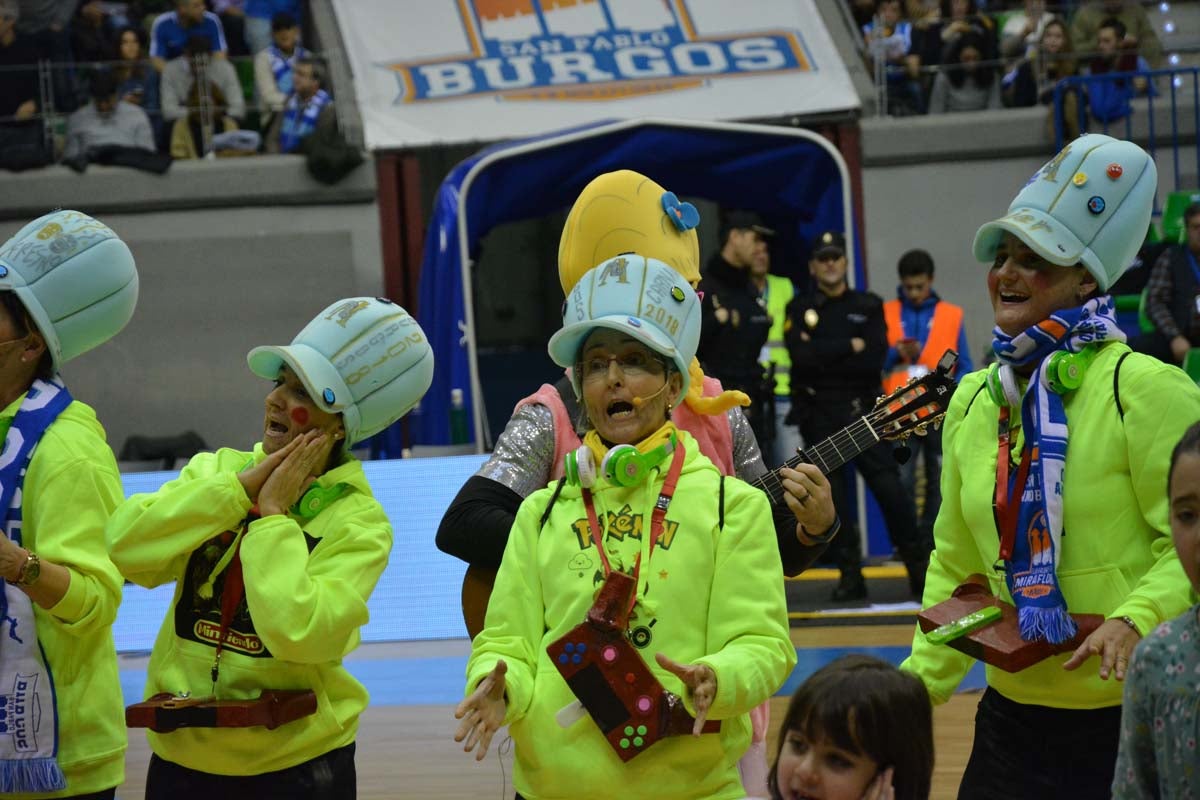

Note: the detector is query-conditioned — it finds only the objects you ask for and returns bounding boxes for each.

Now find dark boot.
[831,571,868,602]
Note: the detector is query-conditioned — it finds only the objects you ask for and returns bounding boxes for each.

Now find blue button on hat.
[548,255,701,407]
[247,298,434,445]
[0,209,138,368]
[972,134,1157,291]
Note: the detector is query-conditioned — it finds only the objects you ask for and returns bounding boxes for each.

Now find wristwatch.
[15,551,41,587]
[1117,615,1140,637]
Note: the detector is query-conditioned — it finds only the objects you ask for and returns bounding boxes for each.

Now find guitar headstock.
[871,350,959,441]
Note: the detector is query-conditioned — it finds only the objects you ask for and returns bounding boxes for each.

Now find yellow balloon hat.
[557,170,748,415]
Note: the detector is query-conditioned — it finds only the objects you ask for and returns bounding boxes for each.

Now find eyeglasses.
[579,351,665,383]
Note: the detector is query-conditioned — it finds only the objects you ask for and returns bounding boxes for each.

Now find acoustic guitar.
[461,350,961,639]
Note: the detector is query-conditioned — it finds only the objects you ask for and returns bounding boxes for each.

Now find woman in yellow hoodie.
[0,210,138,799]
[455,256,795,799]
[108,297,433,798]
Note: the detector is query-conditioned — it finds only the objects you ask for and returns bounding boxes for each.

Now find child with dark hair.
[1112,421,1200,799]
[768,655,934,800]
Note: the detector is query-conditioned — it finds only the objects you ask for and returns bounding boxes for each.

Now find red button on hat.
[1107,163,1123,179]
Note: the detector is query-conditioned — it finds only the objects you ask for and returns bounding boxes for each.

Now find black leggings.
[146,743,356,800]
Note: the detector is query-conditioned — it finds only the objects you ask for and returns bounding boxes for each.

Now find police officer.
[697,210,774,446]
[785,230,927,602]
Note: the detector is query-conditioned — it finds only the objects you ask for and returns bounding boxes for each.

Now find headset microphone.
[630,381,670,408]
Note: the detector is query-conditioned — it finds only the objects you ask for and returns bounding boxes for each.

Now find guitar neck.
[753,415,880,505]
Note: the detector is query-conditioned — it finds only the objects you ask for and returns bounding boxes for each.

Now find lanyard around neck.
[581,442,686,619]
[993,407,1033,562]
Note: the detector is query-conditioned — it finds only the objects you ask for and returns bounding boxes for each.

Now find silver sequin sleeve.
[729,405,769,484]
[475,402,558,498]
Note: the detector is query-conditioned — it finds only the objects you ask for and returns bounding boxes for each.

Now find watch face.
[21,555,40,585]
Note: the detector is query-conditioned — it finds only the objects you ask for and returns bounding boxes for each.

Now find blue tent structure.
[412,117,858,448]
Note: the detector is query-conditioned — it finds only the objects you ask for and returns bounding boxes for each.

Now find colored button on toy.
[1088,195,1106,215]
[602,645,618,663]
[637,725,647,735]
[625,672,636,684]
[636,696,652,715]
[633,736,644,747]
[624,725,635,736]
[1107,162,1123,179]
[564,643,575,653]
[1072,172,1087,187]
[620,738,630,749]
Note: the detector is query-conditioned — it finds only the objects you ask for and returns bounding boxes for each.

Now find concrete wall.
[0,158,381,454]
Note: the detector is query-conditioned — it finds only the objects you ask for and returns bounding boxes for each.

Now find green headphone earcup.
[985,364,1006,407]
[601,444,641,486]
[1047,351,1086,394]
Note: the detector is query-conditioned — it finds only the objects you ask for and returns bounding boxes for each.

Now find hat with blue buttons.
[247,297,434,445]
[549,255,701,407]
[973,134,1157,291]
[0,209,138,368]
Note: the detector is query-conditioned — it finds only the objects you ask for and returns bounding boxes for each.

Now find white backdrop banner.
[332,0,860,149]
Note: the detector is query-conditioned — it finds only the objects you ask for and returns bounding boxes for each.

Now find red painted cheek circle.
[290,407,309,426]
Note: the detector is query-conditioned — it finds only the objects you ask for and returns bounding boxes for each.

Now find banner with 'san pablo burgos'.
[332,0,860,149]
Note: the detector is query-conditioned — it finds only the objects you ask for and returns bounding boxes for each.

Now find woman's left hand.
[0,537,26,582]
[779,464,836,543]
[1062,618,1141,681]
[257,430,333,517]
[655,652,717,735]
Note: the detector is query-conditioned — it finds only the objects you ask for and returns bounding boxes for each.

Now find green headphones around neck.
[564,433,678,489]
[291,482,348,520]
[985,347,1097,407]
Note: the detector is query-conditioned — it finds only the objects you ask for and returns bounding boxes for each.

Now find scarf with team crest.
[990,296,1124,644]
[0,378,72,792]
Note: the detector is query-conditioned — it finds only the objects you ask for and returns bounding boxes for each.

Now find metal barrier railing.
[0,52,341,158]
[1052,66,1199,208]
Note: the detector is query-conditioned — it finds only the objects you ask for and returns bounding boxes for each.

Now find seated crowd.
[0,0,340,171]
[853,0,1167,131]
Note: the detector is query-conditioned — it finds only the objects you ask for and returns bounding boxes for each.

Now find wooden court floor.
[118,626,978,799]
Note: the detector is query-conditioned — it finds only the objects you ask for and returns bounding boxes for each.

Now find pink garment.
[514,375,736,477]
[513,373,770,781]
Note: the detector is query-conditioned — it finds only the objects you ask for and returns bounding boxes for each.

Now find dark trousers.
[799,402,926,591]
[146,743,356,800]
[959,688,1121,800]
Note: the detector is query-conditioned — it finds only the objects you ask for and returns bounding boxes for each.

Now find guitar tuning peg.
[915,424,929,437]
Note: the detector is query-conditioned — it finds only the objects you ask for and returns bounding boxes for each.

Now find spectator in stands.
[1083,17,1152,124]
[1133,203,1200,367]
[163,34,244,158]
[64,69,154,159]
[14,0,75,110]
[244,0,300,55]
[1003,17,1081,140]
[211,0,248,58]
[266,56,332,154]
[70,0,114,65]
[928,30,1001,112]
[863,0,925,115]
[162,33,243,126]
[254,11,305,115]
[999,0,1053,62]
[112,25,160,130]
[0,0,51,171]
[1071,0,1162,69]
[936,0,996,58]
[149,0,226,72]
[882,249,972,552]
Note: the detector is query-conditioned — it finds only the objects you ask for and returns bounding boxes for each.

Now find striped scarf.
[0,379,72,792]
[267,44,307,97]
[279,88,329,154]
[991,296,1125,644]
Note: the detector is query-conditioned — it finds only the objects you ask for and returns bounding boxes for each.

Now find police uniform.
[697,253,773,446]
[784,231,927,601]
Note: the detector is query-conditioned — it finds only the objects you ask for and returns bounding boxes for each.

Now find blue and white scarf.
[991,297,1125,644]
[0,378,72,793]
[267,44,307,97]
[279,88,330,154]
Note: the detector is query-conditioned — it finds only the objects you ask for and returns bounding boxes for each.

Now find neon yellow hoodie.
[466,430,795,799]
[902,344,1200,708]
[0,397,125,799]
[107,445,392,775]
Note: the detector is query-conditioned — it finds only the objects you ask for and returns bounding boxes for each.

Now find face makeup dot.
[290,407,309,426]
